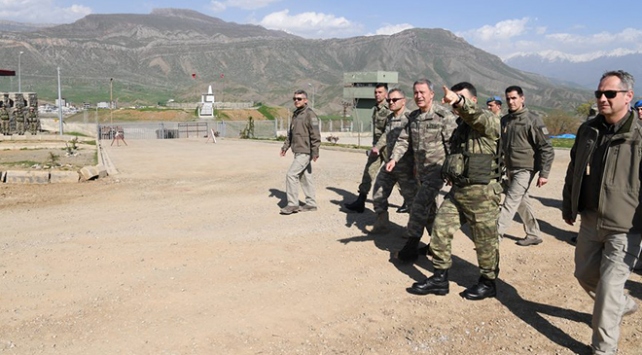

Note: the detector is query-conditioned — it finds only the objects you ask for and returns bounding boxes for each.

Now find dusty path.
[0,138,640,354]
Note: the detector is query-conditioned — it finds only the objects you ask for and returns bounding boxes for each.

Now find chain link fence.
[95,118,369,141]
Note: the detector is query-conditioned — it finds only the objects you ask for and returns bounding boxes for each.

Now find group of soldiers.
[343,78,557,295]
[344,78,555,302]
[0,92,40,136]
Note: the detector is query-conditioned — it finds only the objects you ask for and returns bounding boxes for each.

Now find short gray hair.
[413,78,434,92]
[601,70,635,91]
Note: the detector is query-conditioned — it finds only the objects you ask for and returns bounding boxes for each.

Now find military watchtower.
[343,71,398,133]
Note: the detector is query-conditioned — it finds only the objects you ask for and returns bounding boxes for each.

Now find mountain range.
[0,8,591,114]
[505,53,642,96]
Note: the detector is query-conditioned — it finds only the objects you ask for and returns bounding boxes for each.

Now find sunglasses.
[387,98,404,103]
[594,90,628,99]
[292,97,305,101]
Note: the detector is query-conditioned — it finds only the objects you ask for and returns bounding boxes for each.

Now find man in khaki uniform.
[280,90,321,215]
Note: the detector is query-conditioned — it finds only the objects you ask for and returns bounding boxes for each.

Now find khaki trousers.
[285,153,316,207]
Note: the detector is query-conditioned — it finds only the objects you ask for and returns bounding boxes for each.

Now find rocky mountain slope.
[0,8,590,113]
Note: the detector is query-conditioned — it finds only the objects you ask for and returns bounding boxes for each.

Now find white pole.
[57,67,63,136]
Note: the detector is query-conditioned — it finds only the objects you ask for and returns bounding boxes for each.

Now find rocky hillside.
[0,8,590,113]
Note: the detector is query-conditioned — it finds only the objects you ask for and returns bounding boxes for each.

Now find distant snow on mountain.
[505,51,642,95]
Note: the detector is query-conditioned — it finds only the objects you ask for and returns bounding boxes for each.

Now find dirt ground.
[0,138,640,354]
[0,140,96,172]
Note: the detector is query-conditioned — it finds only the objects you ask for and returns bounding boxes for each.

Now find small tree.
[239,116,255,139]
[543,110,582,136]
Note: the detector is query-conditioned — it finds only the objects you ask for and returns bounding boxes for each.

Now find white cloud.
[258,9,363,38]
[0,0,91,23]
[458,18,642,61]
[209,0,281,12]
[463,17,530,41]
[369,23,414,36]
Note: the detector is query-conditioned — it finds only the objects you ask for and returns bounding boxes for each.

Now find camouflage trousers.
[372,159,417,214]
[357,150,387,196]
[406,179,443,239]
[431,182,502,280]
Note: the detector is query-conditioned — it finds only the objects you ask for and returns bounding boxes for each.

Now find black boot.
[461,276,497,300]
[344,193,367,213]
[396,237,421,263]
[396,201,409,213]
[408,269,449,296]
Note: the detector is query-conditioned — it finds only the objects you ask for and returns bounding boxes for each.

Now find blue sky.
[3,0,642,61]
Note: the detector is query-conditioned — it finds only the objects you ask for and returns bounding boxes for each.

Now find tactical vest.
[442,123,503,186]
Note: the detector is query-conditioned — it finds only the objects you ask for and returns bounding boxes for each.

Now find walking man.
[387,79,457,262]
[408,82,503,300]
[344,84,391,213]
[368,88,417,233]
[497,86,554,246]
[563,70,641,355]
[280,90,321,215]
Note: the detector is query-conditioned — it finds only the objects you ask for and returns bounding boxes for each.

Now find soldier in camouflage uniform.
[0,104,9,135]
[386,79,457,261]
[27,107,38,134]
[344,83,391,213]
[408,82,503,301]
[368,88,417,233]
[13,102,25,135]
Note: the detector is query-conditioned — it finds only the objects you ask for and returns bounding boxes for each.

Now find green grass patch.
[66,131,92,137]
[257,105,277,120]
[0,160,39,167]
[551,138,575,149]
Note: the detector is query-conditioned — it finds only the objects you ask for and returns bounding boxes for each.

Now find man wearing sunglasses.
[367,88,417,233]
[497,86,554,247]
[279,90,321,215]
[563,70,642,355]
[386,79,458,262]
[344,83,392,213]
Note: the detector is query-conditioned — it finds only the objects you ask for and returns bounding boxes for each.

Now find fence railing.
[95,119,372,141]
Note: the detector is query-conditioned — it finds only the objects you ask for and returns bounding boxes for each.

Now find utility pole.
[57,67,63,136]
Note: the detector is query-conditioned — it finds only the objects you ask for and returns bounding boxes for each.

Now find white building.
[199,85,215,118]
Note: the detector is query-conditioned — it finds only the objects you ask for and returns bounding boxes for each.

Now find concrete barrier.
[4,171,50,184]
[50,171,80,183]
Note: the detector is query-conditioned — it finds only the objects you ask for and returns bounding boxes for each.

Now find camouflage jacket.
[500,107,554,178]
[452,97,501,155]
[391,103,457,183]
[282,105,321,158]
[0,108,8,120]
[449,97,502,183]
[371,101,390,146]
[375,109,411,162]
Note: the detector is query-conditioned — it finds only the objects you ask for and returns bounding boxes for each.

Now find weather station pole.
[110,78,113,127]
[57,67,63,136]
[18,51,23,92]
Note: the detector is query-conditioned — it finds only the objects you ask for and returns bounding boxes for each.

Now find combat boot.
[344,193,367,213]
[408,269,449,296]
[396,237,421,263]
[368,211,389,234]
[396,201,409,213]
[461,276,496,300]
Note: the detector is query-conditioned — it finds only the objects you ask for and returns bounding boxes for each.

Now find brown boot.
[368,211,389,234]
